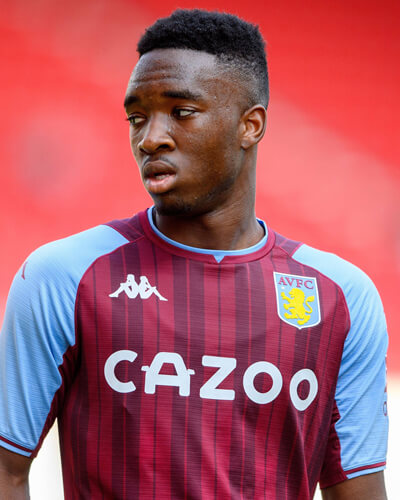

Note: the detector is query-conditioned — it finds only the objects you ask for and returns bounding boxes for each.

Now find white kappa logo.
[109,274,168,301]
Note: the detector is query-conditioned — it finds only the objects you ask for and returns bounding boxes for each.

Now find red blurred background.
[1,0,399,372]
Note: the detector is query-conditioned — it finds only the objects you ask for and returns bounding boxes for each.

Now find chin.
[152,186,231,218]
[154,202,194,217]
[153,197,205,218]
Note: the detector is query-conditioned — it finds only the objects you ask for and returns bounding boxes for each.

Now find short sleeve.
[0,225,129,457]
[292,244,388,488]
[320,268,388,487]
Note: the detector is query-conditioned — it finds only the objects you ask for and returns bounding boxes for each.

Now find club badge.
[273,272,321,329]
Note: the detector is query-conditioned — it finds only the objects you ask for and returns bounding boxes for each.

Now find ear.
[239,105,267,150]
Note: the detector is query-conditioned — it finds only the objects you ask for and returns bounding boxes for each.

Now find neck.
[152,197,263,251]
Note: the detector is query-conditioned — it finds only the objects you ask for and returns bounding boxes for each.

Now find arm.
[293,246,389,494]
[0,447,32,499]
[321,471,387,500]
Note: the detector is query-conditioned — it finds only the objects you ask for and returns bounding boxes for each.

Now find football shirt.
[0,208,388,499]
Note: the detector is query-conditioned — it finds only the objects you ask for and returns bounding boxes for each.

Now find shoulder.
[21,224,130,286]
[272,233,382,318]
[6,224,130,331]
[2,223,131,353]
[272,231,387,349]
[291,243,379,305]
[291,242,387,360]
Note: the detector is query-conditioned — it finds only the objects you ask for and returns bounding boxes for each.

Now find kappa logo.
[109,274,168,301]
[273,272,320,328]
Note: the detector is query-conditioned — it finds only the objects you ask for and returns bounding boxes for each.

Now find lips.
[142,160,177,194]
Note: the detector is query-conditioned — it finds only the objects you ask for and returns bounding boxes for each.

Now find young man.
[0,9,388,500]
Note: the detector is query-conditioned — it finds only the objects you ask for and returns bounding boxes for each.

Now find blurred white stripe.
[29,377,400,499]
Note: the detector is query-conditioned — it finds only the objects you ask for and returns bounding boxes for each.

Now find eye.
[173,108,196,119]
[126,114,146,126]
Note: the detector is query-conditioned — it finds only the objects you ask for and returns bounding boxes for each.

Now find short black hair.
[137,9,269,108]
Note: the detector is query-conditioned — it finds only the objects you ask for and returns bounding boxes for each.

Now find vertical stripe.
[187,260,205,497]
[151,244,175,499]
[302,282,336,439]
[229,264,249,494]
[138,237,174,499]
[275,254,312,499]
[111,246,127,499]
[262,252,284,499]
[58,355,78,499]
[122,254,129,500]
[244,260,267,498]
[74,293,91,498]
[306,287,342,484]
[124,244,144,500]
[93,267,104,499]
[184,259,190,500]
[212,263,236,499]
[213,266,222,499]
[170,255,188,499]
[273,251,306,499]
[109,243,144,499]
[201,263,221,498]
[151,244,161,500]
[239,263,252,498]
[95,248,116,496]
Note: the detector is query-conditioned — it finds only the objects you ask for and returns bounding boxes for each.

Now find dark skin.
[0,48,387,499]
[0,447,31,498]
[124,48,265,250]
[321,472,387,499]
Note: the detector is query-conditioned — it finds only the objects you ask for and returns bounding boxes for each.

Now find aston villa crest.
[273,272,321,329]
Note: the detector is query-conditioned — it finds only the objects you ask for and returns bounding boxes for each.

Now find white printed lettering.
[200,356,237,400]
[141,352,195,396]
[289,369,318,411]
[243,361,283,404]
[103,350,319,411]
[104,350,137,393]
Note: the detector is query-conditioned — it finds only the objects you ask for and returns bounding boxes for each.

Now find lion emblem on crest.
[281,288,315,326]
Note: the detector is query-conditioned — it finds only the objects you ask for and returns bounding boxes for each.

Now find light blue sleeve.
[0,225,128,457]
[293,244,388,478]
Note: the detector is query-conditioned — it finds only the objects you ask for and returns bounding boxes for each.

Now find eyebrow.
[123,94,139,108]
[162,90,203,101]
[124,89,203,109]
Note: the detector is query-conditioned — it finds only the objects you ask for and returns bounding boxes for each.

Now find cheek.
[201,133,239,170]
[129,133,141,159]
[129,129,137,147]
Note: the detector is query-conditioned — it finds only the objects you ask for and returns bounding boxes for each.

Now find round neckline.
[142,207,274,264]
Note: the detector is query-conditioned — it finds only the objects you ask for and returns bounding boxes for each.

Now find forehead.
[125,49,234,102]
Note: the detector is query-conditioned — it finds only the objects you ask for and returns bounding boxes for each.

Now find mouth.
[142,160,177,195]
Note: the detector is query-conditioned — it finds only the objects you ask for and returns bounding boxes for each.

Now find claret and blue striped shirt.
[0,208,388,499]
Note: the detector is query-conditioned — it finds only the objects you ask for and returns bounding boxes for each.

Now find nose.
[137,114,175,154]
